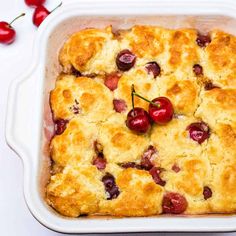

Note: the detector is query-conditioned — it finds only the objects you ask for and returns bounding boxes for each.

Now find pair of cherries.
[0,0,61,45]
[126,85,174,133]
[28,0,62,27]
[125,85,210,144]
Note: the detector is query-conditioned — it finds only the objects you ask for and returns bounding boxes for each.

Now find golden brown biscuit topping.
[46,25,236,217]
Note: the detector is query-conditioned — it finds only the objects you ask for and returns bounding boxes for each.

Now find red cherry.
[140,145,156,170]
[0,13,25,45]
[116,49,136,71]
[54,119,68,135]
[25,0,46,7]
[149,97,174,124]
[102,173,120,200]
[193,64,203,76]
[93,155,106,170]
[149,167,166,186]
[162,192,188,214]
[196,33,211,47]
[104,72,121,91]
[145,61,161,78]
[33,2,62,27]
[172,164,181,173]
[126,107,151,133]
[187,122,210,144]
[203,186,212,200]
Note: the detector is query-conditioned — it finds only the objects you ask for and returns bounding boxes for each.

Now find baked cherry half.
[193,64,203,76]
[149,97,174,124]
[162,192,188,214]
[196,33,211,47]
[203,186,212,200]
[54,119,68,135]
[145,61,161,78]
[126,107,151,133]
[187,122,210,144]
[102,173,120,200]
[116,49,136,71]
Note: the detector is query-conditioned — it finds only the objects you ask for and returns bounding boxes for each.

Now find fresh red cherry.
[0,13,25,45]
[25,0,46,7]
[187,122,210,144]
[116,49,136,71]
[149,97,174,124]
[162,192,188,214]
[33,2,62,27]
[126,107,151,133]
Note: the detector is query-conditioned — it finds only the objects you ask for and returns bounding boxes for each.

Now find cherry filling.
[172,164,181,173]
[204,81,220,91]
[193,64,203,76]
[116,49,136,71]
[119,162,142,169]
[54,119,68,135]
[126,107,151,133]
[93,155,106,170]
[71,66,82,77]
[113,99,127,113]
[140,145,157,170]
[104,72,121,91]
[203,186,212,200]
[162,192,188,214]
[196,34,211,47]
[102,173,120,200]
[93,141,106,170]
[149,167,166,186]
[187,122,210,144]
[145,61,161,78]
[69,99,80,114]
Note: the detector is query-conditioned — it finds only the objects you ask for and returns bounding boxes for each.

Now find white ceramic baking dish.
[5,0,236,233]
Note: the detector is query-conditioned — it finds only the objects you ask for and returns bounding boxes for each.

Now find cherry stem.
[131,84,160,108]
[9,13,25,26]
[131,84,135,111]
[51,2,62,13]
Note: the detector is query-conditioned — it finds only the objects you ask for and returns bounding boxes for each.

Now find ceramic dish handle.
[6,70,39,162]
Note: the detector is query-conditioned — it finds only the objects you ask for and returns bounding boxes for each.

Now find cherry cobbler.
[46,25,236,217]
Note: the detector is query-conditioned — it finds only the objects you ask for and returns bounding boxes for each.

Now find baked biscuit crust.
[47,25,236,217]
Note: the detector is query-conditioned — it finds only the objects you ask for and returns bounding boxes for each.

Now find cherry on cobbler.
[187,122,210,144]
[149,97,174,124]
[116,49,136,71]
[54,119,68,135]
[162,192,188,214]
[196,33,211,47]
[102,173,120,200]
[126,107,151,133]
[145,61,161,78]
[149,167,166,186]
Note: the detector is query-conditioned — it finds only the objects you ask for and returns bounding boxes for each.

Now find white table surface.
[0,0,235,235]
